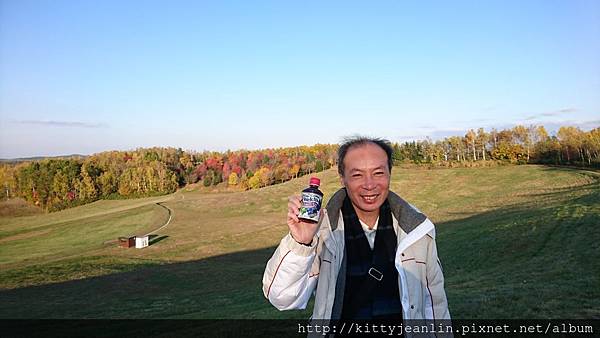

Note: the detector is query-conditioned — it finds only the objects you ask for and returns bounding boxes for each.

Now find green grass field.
[0,165,598,319]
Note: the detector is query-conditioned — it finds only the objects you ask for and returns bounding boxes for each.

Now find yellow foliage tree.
[248,173,261,189]
[228,172,239,186]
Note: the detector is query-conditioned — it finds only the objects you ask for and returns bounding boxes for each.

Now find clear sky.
[1,0,599,158]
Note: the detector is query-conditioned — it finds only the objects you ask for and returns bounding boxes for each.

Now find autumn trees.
[1,144,338,211]
[1,125,598,212]
[198,145,338,189]
[3,151,179,211]
[390,125,600,167]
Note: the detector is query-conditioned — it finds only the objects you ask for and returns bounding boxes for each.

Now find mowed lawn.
[0,165,598,319]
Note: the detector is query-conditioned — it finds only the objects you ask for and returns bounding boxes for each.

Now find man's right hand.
[287,195,321,245]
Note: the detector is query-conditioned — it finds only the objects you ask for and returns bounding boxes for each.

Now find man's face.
[340,143,391,217]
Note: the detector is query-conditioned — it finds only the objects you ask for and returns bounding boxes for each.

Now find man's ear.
[339,175,345,187]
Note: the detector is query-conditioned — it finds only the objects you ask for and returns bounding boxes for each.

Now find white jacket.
[262,189,451,336]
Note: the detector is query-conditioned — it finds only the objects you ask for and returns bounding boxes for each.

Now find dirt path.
[144,203,173,236]
[143,191,184,236]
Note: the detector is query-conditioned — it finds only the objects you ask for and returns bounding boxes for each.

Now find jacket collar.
[325,188,427,235]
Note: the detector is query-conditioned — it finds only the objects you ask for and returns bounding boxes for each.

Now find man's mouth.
[361,194,379,203]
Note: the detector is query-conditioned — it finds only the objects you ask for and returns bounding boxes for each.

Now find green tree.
[79,164,98,201]
[51,171,70,209]
[203,170,214,187]
[98,171,117,196]
[0,165,16,200]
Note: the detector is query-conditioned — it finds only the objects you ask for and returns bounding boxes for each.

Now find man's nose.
[362,175,376,189]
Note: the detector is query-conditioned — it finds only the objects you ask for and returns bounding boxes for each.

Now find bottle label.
[299,192,322,222]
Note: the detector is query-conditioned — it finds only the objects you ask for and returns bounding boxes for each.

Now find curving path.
[143,192,183,237]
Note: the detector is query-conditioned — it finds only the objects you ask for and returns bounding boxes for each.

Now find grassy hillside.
[0,165,598,319]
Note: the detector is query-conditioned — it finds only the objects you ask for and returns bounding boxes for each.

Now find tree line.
[392,125,600,167]
[0,144,337,211]
[0,125,598,212]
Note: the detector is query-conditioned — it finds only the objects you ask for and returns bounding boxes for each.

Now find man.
[262,136,451,334]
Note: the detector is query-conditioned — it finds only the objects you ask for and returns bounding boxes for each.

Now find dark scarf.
[340,194,403,320]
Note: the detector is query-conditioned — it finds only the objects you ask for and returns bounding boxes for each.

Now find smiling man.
[263,136,451,334]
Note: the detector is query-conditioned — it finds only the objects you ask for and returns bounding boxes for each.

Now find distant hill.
[0,154,88,163]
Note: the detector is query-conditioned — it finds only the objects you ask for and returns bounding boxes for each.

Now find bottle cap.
[309,177,320,186]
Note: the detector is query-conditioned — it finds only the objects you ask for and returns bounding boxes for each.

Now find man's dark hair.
[337,135,393,177]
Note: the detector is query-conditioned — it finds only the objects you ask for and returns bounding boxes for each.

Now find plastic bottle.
[298,177,324,223]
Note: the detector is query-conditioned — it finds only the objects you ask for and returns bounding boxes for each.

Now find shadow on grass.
[1,167,598,323]
[149,235,169,246]
[0,246,313,320]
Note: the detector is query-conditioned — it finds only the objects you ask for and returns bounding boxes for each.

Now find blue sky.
[1,0,599,158]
